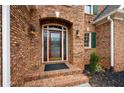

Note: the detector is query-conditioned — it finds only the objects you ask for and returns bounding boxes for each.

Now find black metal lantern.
[29,24,36,43]
[29,24,35,35]
[76,30,80,37]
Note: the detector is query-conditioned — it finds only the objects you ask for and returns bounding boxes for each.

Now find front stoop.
[23,63,89,87]
[24,74,89,87]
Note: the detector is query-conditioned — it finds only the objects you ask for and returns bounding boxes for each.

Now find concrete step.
[24,74,89,87]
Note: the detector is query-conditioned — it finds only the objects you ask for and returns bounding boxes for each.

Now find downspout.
[107,16,114,67]
[2,5,10,87]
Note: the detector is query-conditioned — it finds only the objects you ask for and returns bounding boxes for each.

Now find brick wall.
[29,9,41,67]
[84,14,96,65]
[10,5,32,86]
[95,22,111,68]
[114,19,124,71]
[10,5,109,86]
[10,6,87,86]
[34,5,85,68]
[0,6,2,87]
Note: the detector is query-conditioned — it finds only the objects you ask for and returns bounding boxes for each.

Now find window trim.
[84,32,91,48]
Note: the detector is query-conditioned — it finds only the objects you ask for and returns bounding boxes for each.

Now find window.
[84,5,92,14]
[84,33,91,48]
[84,32,96,48]
[84,5,99,15]
[93,5,98,15]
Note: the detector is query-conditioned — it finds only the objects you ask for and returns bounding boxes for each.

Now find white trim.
[41,26,44,63]
[2,5,10,87]
[93,9,124,24]
[95,20,108,26]
[118,5,124,9]
[117,9,124,13]
[91,5,93,14]
[42,24,68,63]
[66,28,69,61]
[107,16,114,67]
[113,17,124,20]
[93,10,117,24]
[62,27,64,61]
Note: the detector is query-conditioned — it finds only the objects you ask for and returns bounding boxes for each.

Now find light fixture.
[29,24,35,35]
[76,30,80,37]
[29,24,36,43]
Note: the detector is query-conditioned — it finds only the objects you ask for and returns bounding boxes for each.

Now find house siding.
[114,19,124,71]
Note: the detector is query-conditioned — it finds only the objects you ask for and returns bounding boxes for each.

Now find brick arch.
[40,17,73,29]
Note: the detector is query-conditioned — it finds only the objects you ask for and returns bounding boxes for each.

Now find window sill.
[84,13,94,16]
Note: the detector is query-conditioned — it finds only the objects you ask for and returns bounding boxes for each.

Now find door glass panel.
[50,31,62,61]
[63,31,66,60]
[43,30,47,61]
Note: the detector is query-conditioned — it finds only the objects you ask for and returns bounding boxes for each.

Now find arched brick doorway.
[40,17,73,63]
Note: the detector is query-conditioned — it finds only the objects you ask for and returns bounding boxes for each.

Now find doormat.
[44,63,69,71]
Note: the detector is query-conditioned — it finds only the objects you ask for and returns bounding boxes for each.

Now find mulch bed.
[89,70,124,87]
[84,65,124,87]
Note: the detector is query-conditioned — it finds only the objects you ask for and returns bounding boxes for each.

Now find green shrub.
[89,52,101,75]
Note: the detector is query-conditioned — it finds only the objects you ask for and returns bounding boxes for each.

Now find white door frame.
[42,24,68,63]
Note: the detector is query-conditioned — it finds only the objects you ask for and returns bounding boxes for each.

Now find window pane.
[49,25,62,30]
[63,31,66,60]
[84,33,90,47]
[43,30,47,61]
[84,5,91,14]
[50,32,62,61]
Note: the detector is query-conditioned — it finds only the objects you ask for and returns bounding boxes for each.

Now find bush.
[89,52,101,75]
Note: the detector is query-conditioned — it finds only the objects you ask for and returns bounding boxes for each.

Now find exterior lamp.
[29,24,36,43]
[76,30,80,37]
[29,24,35,35]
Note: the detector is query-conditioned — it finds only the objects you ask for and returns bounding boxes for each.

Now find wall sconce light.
[29,24,36,43]
[29,24,35,35]
[76,30,80,37]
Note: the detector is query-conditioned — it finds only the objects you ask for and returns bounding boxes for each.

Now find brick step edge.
[23,74,89,87]
[24,69,82,82]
